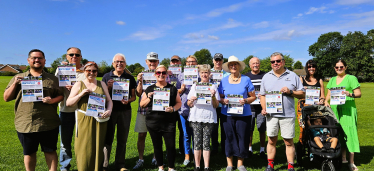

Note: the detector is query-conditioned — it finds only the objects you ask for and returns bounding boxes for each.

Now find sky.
[1,0,374,68]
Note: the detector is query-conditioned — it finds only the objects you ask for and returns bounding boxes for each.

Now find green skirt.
[331,100,360,153]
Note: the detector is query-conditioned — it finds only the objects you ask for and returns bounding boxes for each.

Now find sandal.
[342,159,348,163]
[349,163,358,171]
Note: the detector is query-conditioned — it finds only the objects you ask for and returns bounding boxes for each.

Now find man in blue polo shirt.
[102,53,136,171]
[260,52,305,171]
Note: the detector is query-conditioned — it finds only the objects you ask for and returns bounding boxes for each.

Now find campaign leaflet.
[227,94,243,114]
[86,92,106,117]
[251,88,261,105]
[265,91,283,113]
[112,78,130,101]
[330,87,346,105]
[169,64,182,87]
[305,86,321,105]
[152,88,170,111]
[196,82,212,105]
[142,69,156,90]
[21,76,43,102]
[57,64,77,87]
[184,65,198,85]
[211,70,223,87]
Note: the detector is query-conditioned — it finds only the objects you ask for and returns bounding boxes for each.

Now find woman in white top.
[187,64,220,171]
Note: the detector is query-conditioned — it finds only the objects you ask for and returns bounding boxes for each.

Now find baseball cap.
[214,53,223,60]
[171,55,181,61]
[147,52,159,60]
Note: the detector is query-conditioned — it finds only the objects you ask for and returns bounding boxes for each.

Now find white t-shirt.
[187,83,220,123]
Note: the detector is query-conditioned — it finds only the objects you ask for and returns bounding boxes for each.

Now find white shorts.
[134,112,148,133]
[266,116,295,139]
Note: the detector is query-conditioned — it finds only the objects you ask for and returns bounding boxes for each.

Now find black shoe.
[260,151,267,159]
[321,147,327,152]
[265,165,274,171]
[204,168,210,171]
[194,167,200,171]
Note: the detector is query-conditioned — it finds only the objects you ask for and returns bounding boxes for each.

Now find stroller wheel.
[321,160,335,171]
[296,142,304,166]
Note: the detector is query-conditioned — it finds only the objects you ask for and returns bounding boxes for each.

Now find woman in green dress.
[67,61,113,171]
[325,59,361,171]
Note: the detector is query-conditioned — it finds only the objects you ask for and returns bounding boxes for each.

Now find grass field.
[0,76,373,171]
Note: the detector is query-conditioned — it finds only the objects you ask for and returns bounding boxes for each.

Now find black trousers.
[211,107,225,152]
[148,127,176,168]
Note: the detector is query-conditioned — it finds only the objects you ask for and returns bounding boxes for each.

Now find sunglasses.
[307,65,316,68]
[270,60,282,64]
[85,70,98,73]
[335,66,344,69]
[155,71,167,75]
[171,59,179,62]
[68,53,81,57]
[214,59,222,62]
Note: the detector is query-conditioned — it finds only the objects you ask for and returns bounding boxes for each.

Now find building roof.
[0,64,23,73]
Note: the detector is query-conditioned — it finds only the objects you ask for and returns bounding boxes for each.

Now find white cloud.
[208,35,219,40]
[336,0,374,5]
[253,21,269,29]
[305,6,327,15]
[124,25,172,41]
[116,21,126,25]
[344,10,374,18]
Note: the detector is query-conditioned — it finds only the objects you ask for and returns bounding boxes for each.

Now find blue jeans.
[180,115,193,155]
[59,112,75,170]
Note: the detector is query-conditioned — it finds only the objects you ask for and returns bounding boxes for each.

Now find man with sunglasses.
[133,52,159,170]
[102,53,136,171]
[56,47,86,171]
[259,52,305,171]
[244,57,267,159]
[4,49,64,171]
[210,53,231,155]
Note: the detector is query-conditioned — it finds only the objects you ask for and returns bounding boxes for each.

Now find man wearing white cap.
[133,52,159,170]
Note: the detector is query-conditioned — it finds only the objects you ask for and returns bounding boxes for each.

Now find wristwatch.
[289,90,293,96]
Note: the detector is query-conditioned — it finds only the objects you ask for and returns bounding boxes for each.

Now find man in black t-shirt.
[102,53,137,171]
[244,57,267,159]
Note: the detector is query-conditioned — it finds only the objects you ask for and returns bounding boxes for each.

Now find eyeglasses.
[68,53,81,57]
[334,66,344,69]
[307,65,316,68]
[29,57,45,61]
[114,60,125,64]
[155,71,167,75]
[186,61,197,64]
[85,70,98,73]
[270,60,282,64]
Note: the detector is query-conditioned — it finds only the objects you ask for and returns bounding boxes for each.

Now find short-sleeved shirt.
[176,72,200,117]
[326,74,360,102]
[310,128,330,137]
[55,65,86,112]
[144,83,178,132]
[102,70,136,111]
[187,83,220,123]
[6,70,63,133]
[218,75,255,117]
[245,71,266,113]
[260,69,304,118]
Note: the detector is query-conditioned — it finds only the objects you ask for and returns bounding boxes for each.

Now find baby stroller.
[296,105,342,171]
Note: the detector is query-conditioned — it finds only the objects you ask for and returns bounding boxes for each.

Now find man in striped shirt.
[244,57,267,159]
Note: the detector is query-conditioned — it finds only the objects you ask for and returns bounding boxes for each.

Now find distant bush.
[0,72,18,76]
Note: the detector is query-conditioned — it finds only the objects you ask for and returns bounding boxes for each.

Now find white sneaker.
[132,159,144,170]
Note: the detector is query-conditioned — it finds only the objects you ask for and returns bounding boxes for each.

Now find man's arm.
[3,76,22,102]
[291,90,305,99]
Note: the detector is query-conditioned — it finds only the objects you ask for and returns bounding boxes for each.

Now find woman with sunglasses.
[66,61,113,171]
[296,59,325,143]
[186,64,220,171]
[140,65,182,171]
[218,56,256,171]
[325,59,361,171]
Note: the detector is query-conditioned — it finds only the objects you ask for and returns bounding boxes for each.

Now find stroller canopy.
[301,105,339,124]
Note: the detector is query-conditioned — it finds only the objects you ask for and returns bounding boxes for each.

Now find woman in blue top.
[218,56,256,171]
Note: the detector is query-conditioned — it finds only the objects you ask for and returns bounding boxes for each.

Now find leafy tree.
[97,60,113,77]
[309,32,344,78]
[160,58,170,68]
[293,61,303,69]
[241,55,254,74]
[193,49,213,67]
[341,31,374,81]
[127,63,144,77]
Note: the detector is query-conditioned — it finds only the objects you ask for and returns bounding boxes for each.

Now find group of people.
[3,48,361,171]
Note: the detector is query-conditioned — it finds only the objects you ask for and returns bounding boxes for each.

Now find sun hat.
[222,56,246,72]
[147,52,159,60]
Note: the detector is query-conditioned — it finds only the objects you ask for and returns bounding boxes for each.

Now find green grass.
[0,76,373,170]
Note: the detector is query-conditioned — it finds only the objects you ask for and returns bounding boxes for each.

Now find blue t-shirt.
[218,75,255,116]
[310,128,330,137]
